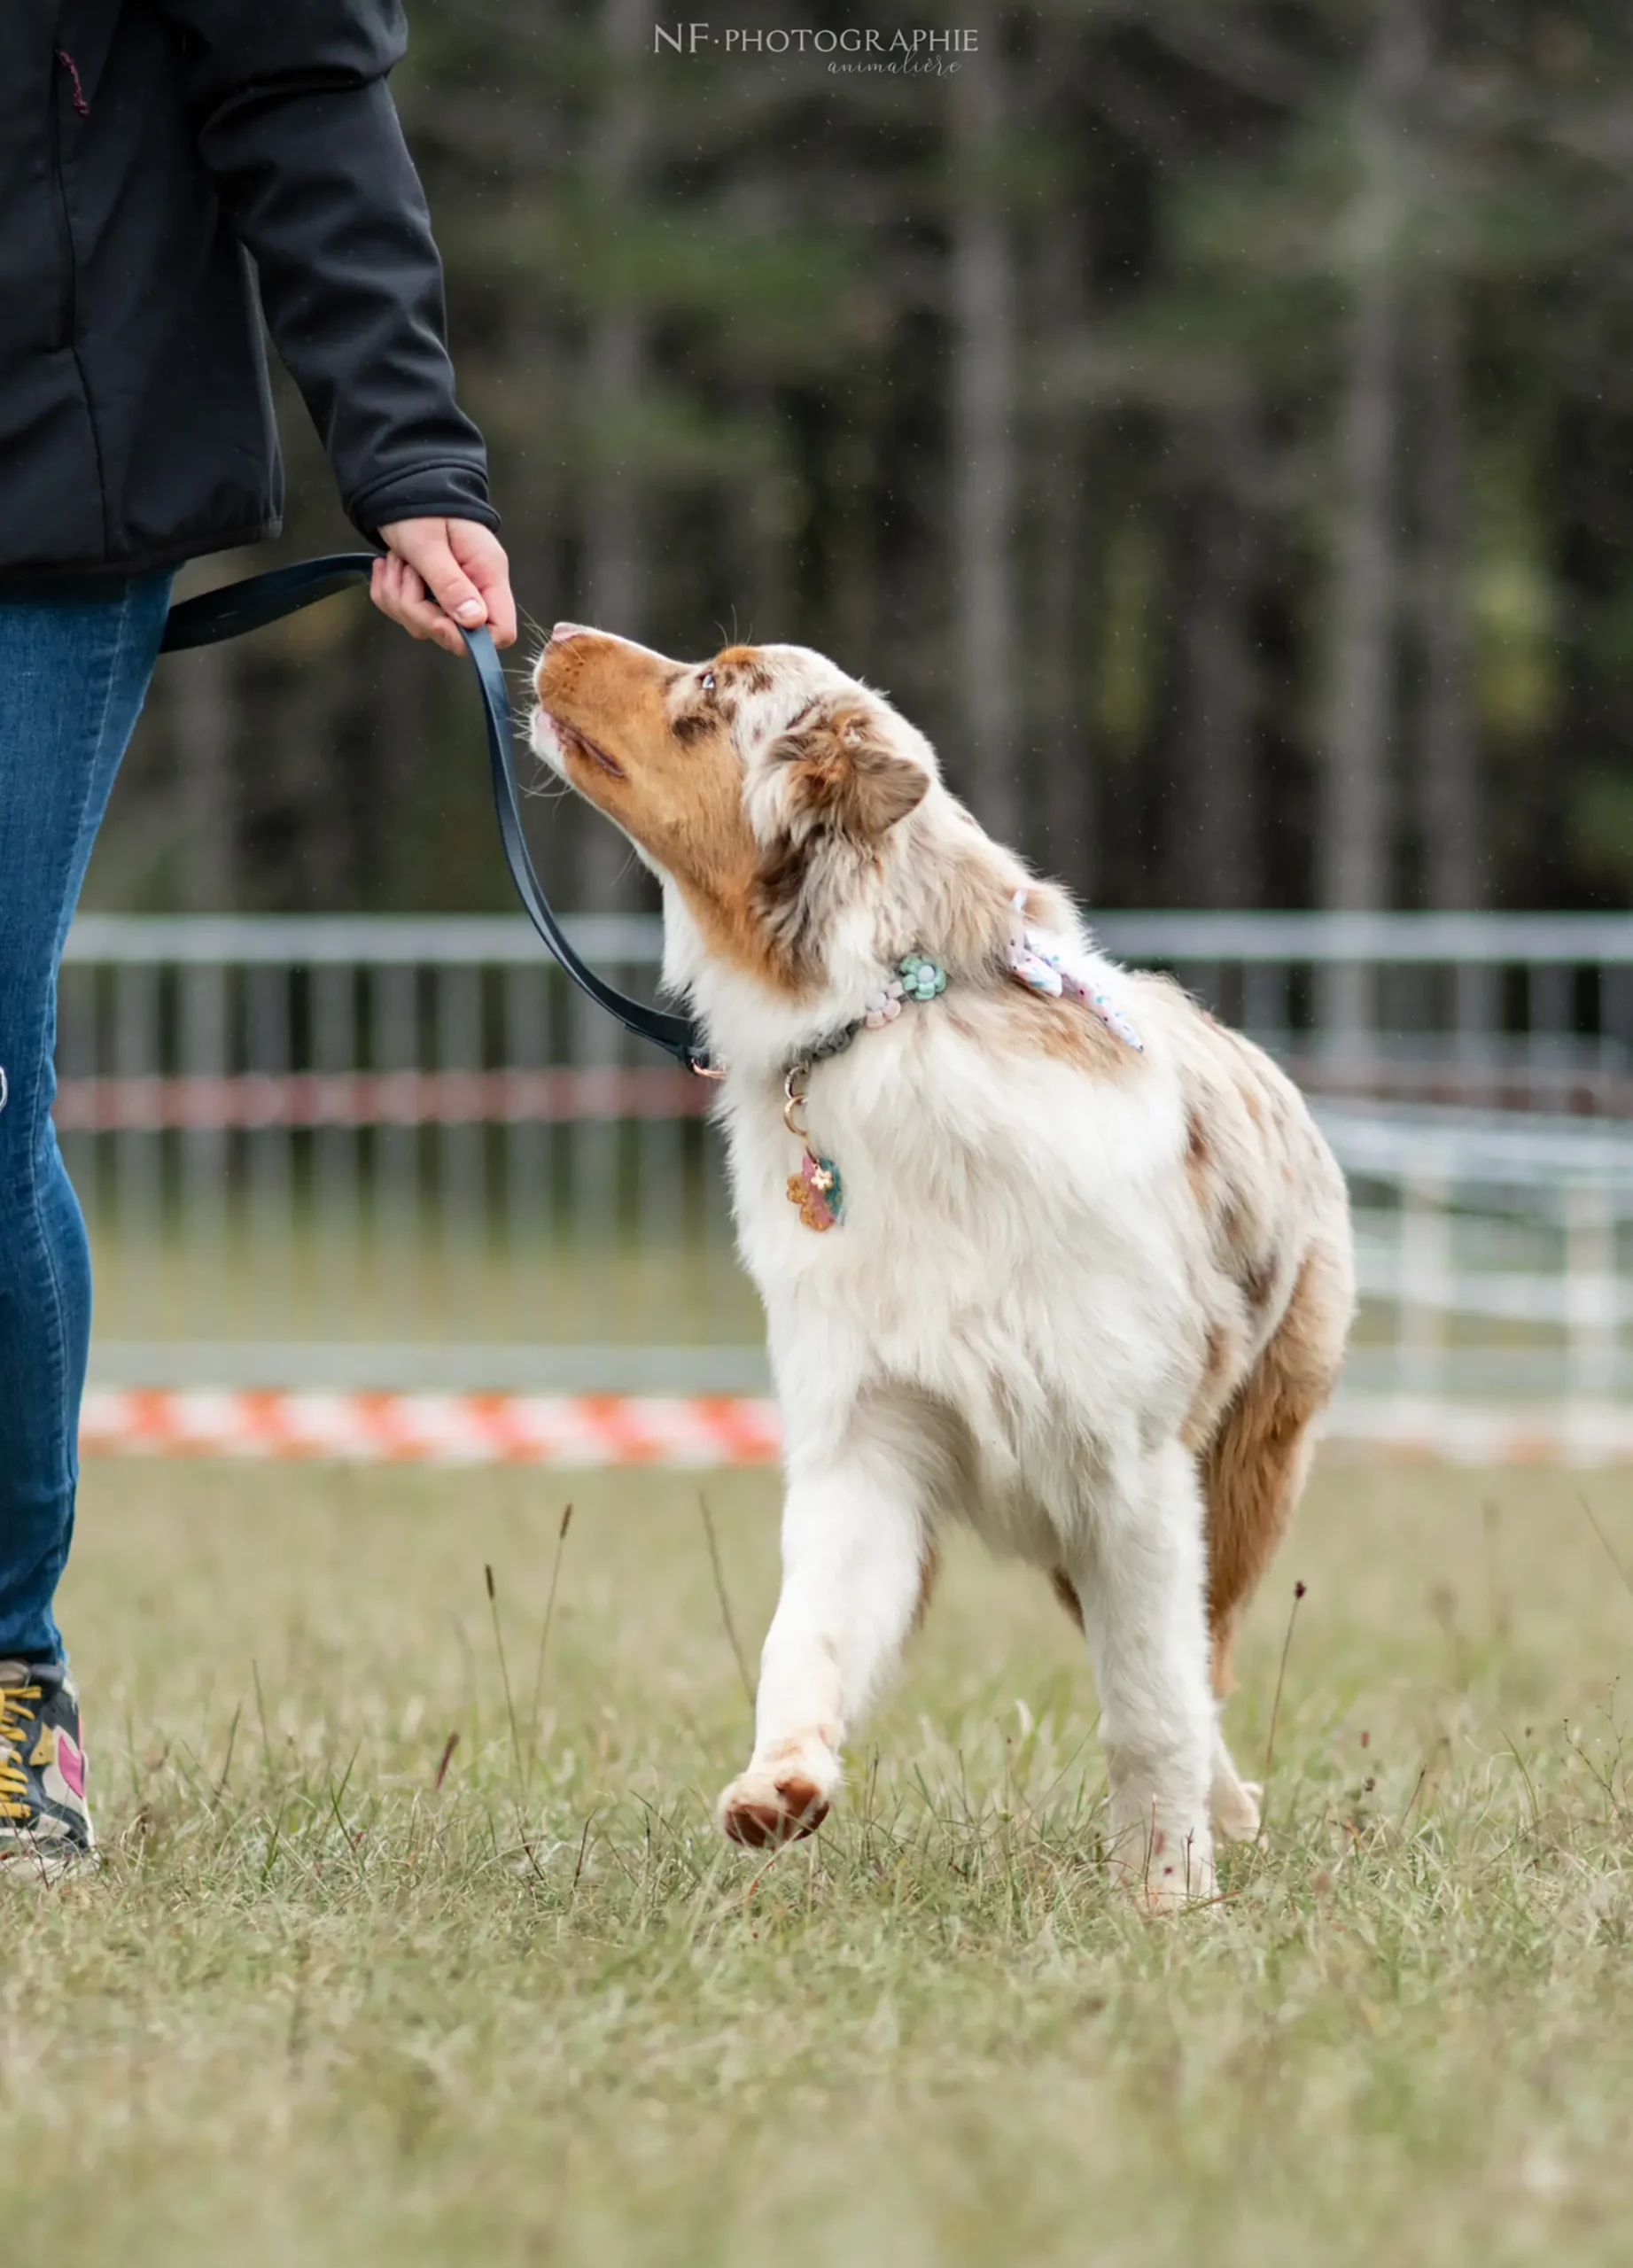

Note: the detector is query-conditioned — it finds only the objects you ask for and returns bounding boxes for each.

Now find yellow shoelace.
[0,1684,43,1821]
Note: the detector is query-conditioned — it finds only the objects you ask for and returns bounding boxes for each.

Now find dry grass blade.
[1575,1490,1633,1603]
[28,1456,1633,2264]
[485,1559,526,1792]
[698,1488,755,1710]
[525,1501,575,1796]
[1260,1577,1307,1798]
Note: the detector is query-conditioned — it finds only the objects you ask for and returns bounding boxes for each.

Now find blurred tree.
[949,0,1020,841]
[92,0,1633,920]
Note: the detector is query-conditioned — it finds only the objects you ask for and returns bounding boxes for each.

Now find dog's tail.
[1201,1235,1352,1697]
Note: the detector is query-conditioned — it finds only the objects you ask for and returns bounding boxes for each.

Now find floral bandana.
[1005,892,1144,1050]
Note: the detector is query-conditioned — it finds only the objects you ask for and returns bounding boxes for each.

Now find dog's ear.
[773,700,929,841]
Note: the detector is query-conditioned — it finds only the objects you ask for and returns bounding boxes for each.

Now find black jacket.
[1,0,495,579]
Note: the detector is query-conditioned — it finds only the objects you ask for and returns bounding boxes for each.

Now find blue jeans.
[0,574,172,1663]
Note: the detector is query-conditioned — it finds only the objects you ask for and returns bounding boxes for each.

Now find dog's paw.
[716,1768,831,1850]
[1107,1815,1217,1913]
[1114,1849,1217,1914]
[1211,1771,1264,1845]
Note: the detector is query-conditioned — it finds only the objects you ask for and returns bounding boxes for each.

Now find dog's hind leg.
[715,1409,935,1851]
[1209,1725,1265,1846]
[1069,1439,1217,1911]
[1202,1239,1351,1841]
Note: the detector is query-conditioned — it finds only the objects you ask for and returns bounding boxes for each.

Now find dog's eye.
[700,671,717,695]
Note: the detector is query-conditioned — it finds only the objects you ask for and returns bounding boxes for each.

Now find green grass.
[8,1456,1633,2264]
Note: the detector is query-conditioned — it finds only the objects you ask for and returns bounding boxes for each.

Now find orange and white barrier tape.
[1323,1395,1633,1467]
[79,1389,781,1465]
[75,1387,1633,1467]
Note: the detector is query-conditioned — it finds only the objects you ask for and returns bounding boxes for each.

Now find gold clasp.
[782,1062,810,1139]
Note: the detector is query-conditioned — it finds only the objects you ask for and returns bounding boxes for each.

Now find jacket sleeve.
[152,0,496,536]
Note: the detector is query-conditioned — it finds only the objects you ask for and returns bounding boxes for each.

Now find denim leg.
[0,573,174,1662]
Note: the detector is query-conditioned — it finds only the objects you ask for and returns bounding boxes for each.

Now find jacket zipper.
[48,55,78,352]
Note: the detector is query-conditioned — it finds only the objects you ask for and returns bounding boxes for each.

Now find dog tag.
[787,1148,844,1231]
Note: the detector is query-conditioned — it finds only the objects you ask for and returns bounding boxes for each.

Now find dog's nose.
[549,621,593,645]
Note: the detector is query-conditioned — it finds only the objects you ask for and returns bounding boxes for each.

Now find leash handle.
[160,553,706,1071]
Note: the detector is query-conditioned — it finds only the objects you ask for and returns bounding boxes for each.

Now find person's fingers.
[369,552,418,634]
[447,522,518,649]
[369,552,428,637]
[372,518,515,653]
[369,549,465,655]
[378,518,487,631]
[375,554,426,635]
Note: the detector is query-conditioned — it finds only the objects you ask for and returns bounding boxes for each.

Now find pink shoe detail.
[56,1729,85,1801]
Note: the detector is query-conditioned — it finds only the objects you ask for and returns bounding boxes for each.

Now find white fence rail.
[54,913,1633,1408]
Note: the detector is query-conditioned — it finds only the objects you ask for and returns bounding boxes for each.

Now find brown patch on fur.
[1185,1109,1212,1206]
[1031,992,1135,1074]
[535,630,807,997]
[1048,1568,1084,1628]
[952,987,1138,1082]
[750,700,930,980]
[1181,1322,1238,1451]
[717,644,774,694]
[777,702,929,839]
[1206,1174,1281,1320]
[1237,1251,1280,1315]
[749,836,822,979]
[1201,1241,1350,1697]
[720,1778,829,1847]
[1217,1194,1247,1258]
[907,835,1032,980]
[913,1539,941,1634]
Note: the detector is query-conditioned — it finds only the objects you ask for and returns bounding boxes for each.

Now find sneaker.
[0,1660,94,1881]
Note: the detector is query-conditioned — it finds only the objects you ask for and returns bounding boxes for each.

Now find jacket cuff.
[347,464,500,540]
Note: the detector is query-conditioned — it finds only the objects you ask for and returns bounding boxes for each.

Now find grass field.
[7,1456,1632,2264]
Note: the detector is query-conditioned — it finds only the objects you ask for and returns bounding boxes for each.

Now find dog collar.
[782,952,948,1229]
[782,951,948,1089]
[780,918,1142,1231]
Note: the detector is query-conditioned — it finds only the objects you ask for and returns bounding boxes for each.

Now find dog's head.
[531,627,937,990]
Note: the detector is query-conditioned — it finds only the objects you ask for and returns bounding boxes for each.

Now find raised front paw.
[716,1764,832,1849]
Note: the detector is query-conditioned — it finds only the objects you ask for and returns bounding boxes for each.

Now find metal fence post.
[1398,1169,1450,1402]
[1564,1182,1618,1404]
[57,911,1633,1408]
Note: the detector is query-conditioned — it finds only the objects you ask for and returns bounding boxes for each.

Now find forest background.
[101,0,1633,927]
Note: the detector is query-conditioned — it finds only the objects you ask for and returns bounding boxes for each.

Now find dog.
[532,625,1355,1908]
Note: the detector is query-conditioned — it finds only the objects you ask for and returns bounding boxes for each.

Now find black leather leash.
[159,551,707,1072]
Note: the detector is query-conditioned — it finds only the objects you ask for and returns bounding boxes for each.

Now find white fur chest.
[716,1009,1203,1552]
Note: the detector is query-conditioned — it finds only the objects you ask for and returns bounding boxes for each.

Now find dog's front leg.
[716,1432,929,1850]
[1072,1440,1217,1911]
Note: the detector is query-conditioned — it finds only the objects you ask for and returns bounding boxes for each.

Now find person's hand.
[371,517,517,656]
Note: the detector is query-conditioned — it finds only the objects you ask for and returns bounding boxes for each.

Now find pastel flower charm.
[898,951,947,1001]
[863,977,906,1029]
